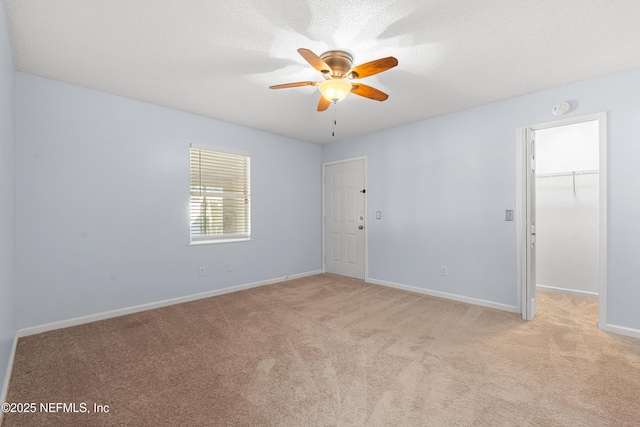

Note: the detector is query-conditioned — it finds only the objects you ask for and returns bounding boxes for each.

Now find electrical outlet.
[199,266,206,276]
[441,266,448,276]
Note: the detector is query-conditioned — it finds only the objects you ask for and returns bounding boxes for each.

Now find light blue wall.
[0,1,16,400]
[15,73,322,328]
[323,67,640,331]
[8,53,640,336]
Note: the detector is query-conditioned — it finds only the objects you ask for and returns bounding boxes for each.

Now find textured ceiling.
[4,0,640,144]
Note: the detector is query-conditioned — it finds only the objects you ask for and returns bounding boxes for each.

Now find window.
[190,146,250,243]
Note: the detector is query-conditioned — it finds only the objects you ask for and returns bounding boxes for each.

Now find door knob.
[358,225,364,230]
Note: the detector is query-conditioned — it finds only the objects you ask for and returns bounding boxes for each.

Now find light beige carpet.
[2,274,639,426]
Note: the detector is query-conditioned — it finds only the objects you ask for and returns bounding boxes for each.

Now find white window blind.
[190,147,250,243]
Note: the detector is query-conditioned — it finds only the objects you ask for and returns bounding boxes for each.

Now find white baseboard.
[536,286,639,339]
[0,331,19,425]
[366,277,519,313]
[600,323,640,339]
[536,284,598,299]
[18,270,323,338]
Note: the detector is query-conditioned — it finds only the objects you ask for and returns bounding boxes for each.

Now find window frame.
[189,145,251,245]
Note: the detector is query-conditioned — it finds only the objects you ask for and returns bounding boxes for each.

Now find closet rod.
[535,169,598,179]
[536,169,598,196]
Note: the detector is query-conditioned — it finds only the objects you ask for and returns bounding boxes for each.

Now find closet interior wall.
[535,121,599,297]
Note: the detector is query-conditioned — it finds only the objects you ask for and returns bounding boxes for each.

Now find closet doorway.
[516,113,607,328]
[535,121,599,299]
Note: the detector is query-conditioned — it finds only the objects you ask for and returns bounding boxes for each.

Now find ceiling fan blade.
[269,81,319,89]
[351,84,389,101]
[349,57,398,79]
[298,48,332,75]
[317,96,331,112]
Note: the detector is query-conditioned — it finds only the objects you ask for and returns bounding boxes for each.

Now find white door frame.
[322,156,368,279]
[516,112,607,327]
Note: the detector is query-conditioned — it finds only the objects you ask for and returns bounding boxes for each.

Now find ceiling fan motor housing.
[320,50,353,78]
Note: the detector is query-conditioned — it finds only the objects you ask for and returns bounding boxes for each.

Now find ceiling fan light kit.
[319,79,352,103]
[269,48,398,111]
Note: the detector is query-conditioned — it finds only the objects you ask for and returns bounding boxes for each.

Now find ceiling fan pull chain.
[332,102,337,137]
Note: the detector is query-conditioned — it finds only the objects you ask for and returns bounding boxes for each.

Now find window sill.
[188,237,251,246]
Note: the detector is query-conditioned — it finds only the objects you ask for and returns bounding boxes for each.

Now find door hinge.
[531,139,535,160]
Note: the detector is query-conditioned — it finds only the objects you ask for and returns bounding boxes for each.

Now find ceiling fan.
[269,48,398,112]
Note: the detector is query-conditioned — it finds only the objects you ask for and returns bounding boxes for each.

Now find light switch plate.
[505,210,514,221]
[376,211,382,220]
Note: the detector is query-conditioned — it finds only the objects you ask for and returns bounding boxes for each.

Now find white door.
[324,159,366,279]
[525,128,537,320]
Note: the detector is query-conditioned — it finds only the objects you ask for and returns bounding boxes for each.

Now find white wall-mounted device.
[552,101,571,116]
